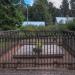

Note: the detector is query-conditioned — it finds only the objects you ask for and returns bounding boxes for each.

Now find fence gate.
[0,30,75,69]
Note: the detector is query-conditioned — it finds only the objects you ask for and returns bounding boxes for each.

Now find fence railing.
[0,30,75,69]
[62,31,75,56]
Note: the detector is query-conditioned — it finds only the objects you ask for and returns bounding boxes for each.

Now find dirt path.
[0,43,75,69]
[0,44,21,63]
[0,69,75,75]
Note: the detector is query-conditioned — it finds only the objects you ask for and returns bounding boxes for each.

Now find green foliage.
[27,0,52,25]
[0,0,25,30]
[36,40,42,48]
[20,25,38,31]
[33,40,42,55]
[60,0,69,16]
[56,19,75,31]
[20,21,75,31]
[24,0,61,24]
[56,24,68,31]
[65,19,75,31]
[10,0,20,4]
[20,25,59,31]
[70,0,75,9]
[48,2,57,23]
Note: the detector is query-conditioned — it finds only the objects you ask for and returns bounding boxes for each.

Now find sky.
[24,0,62,8]
[48,0,62,8]
[24,0,34,6]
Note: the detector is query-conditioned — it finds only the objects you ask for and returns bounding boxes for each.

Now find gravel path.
[0,69,75,75]
[15,44,63,55]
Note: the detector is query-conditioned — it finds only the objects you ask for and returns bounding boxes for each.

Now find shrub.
[66,20,75,31]
[33,40,42,55]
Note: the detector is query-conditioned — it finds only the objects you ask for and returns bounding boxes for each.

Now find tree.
[24,0,59,25]
[31,0,52,25]
[60,0,69,17]
[48,2,58,24]
[70,0,75,16]
[0,0,25,30]
[70,0,75,9]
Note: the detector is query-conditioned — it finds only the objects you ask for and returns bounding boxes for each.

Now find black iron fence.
[0,30,75,69]
[62,31,75,56]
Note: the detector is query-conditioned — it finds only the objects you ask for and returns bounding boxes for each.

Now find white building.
[22,21,45,26]
[56,17,74,24]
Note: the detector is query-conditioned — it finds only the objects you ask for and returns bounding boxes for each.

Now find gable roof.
[22,21,45,26]
[56,17,74,24]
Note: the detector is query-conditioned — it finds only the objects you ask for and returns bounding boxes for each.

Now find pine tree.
[0,0,25,30]
[32,0,52,25]
[70,0,75,9]
[70,0,75,16]
[60,0,69,17]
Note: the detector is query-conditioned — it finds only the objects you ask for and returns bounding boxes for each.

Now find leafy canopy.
[0,0,25,30]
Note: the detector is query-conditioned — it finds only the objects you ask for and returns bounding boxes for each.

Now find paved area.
[15,44,64,55]
[0,69,75,75]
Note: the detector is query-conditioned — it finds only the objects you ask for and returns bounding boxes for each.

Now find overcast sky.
[48,0,62,8]
[25,0,63,8]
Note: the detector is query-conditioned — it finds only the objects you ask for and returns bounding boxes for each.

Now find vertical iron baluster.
[17,31,19,68]
[44,31,45,69]
[41,35,42,68]
[53,32,54,68]
[29,31,30,67]
[49,32,51,68]
[31,31,33,67]
[61,32,64,68]
[7,31,9,68]
[22,30,24,68]
[47,33,48,67]
[32,31,33,67]
[65,32,67,68]
[56,32,57,68]
[59,32,60,67]
[0,32,1,67]
[13,31,17,67]
[19,31,23,68]
[2,32,3,68]
[26,31,27,68]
